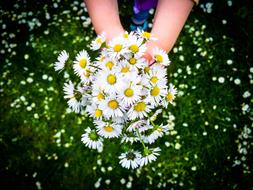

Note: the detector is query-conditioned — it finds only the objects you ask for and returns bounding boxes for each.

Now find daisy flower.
[97,57,117,71]
[96,69,122,94]
[80,66,97,84]
[119,150,142,169]
[136,28,157,41]
[73,50,91,77]
[127,100,152,120]
[81,127,103,150]
[126,55,147,70]
[107,36,129,59]
[91,86,106,103]
[118,81,142,107]
[146,82,167,106]
[54,50,69,72]
[63,81,87,113]
[127,35,146,58]
[90,32,106,50]
[143,64,167,86]
[139,147,161,167]
[86,103,103,120]
[99,95,124,118]
[95,120,122,138]
[152,47,170,66]
[117,60,136,75]
[143,125,168,144]
[127,119,152,133]
[162,84,177,108]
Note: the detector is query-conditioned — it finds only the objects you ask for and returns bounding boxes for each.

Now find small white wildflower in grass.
[175,143,181,150]
[218,77,225,83]
[234,78,241,85]
[242,91,251,98]
[226,59,233,65]
[54,50,69,72]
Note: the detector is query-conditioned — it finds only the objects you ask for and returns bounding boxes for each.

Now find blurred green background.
[0,0,253,189]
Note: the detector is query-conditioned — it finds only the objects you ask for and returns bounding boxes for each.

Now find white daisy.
[86,103,103,120]
[143,64,167,86]
[119,150,142,169]
[73,50,91,77]
[107,36,129,59]
[99,95,124,118]
[126,55,147,70]
[118,81,142,107]
[139,147,161,167]
[146,82,167,106]
[116,60,137,75]
[91,86,106,103]
[127,34,146,58]
[80,66,97,84]
[136,28,157,41]
[96,57,117,71]
[63,81,87,113]
[81,127,103,150]
[162,84,177,108]
[54,50,69,72]
[152,47,170,66]
[90,32,106,50]
[96,69,122,94]
[143,124,168,144]
[127,100,152,120]
[127,120,152,133]
[95,120,122,138]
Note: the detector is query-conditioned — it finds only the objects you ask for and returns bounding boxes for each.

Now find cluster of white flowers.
[54,30,177,169]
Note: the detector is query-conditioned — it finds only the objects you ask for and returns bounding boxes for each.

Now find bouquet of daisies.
[54,30,177,169]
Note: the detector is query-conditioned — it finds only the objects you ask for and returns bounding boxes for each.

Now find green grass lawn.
[0,0,252,189]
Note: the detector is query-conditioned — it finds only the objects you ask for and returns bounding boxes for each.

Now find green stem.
[136,129,146,150]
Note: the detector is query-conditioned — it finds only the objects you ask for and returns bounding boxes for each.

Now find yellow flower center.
[104,125,114,132]
[113,44,122,52]
[155,54,163,63]
[124,88,134,97]
[106,61,114,70]
[166,93,174,102]
[129,44,139,53]
[150,76,158,84]
[121,66,129,73]
[83,69,90,77]
[123,33,129,38]
[107,74,116,85]
[79,59,87,68]
[129,58,136,65]
[143,31,151,39]
[108,100,119,109]
[95,109,102,118]
[150,86,160,96]
[144,66,150,73]
[97,92,105,101]
[134,102,146,112]
[95,38,103,44]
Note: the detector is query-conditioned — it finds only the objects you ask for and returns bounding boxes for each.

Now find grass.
[0,0,253,189]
